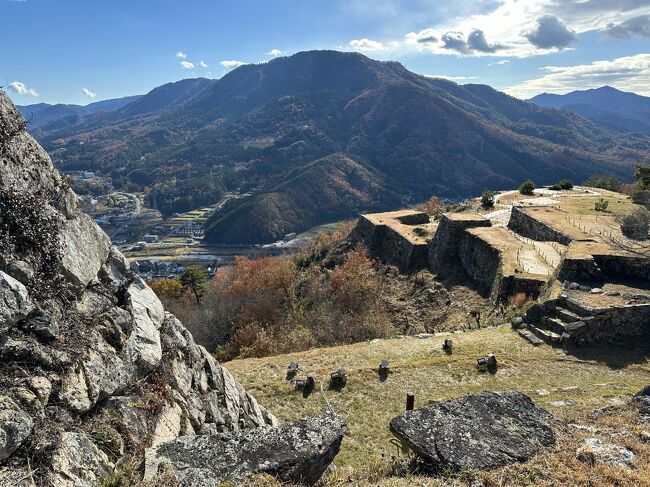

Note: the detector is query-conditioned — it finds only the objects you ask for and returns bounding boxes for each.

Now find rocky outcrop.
[144,414,346,486]
[49,432,114,486]
[390,391,556,470]
[0,395,33,461]
[0,91,276,485]
[0,272,34,330]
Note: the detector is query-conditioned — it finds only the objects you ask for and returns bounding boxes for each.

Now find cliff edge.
[0,92,276,485]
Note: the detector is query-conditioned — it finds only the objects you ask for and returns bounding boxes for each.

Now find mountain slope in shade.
[28,51,650,244]
[205,152,401,243]
[528,86,650,135]
[18,95,142,129]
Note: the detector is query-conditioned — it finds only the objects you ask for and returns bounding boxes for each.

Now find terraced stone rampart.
[428,213,491,273]
[459,226,547,302]
[350,210,432,273]
[508,206,572,245]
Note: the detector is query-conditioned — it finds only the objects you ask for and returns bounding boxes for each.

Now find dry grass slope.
[227,327,650,486]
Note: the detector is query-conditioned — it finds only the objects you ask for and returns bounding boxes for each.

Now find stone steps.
[527,323,562,344]
[560,297,593,318]
[516,295,594,347]
[552,306,583,323]
[544,316,570,335]
[517,329,544,346]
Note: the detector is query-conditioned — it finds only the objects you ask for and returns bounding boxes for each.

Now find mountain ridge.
[528,86,650,135]
[24,50,650,244]
[18,94,142,129]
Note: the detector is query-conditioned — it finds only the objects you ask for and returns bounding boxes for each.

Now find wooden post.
[406,392,415,411]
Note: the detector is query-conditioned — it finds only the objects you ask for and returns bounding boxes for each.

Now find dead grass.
[226,327,650,486]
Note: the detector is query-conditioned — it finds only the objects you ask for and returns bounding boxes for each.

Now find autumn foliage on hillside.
[151,222,392,360]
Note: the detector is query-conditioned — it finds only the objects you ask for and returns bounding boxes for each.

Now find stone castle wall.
[350,215,428,273]
[508,207,572,245]
[557,255,601,281]
[428,214,491,273]
[587,302,650,342]
[457,230,500,295]
[594,254,650,281]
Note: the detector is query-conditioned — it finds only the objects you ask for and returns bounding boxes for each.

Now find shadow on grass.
[565,338,650,369]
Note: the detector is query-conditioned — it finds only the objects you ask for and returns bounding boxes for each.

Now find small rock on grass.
[576,438,635,469]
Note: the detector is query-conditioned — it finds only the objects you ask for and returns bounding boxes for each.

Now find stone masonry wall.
[351,215,427,273]
[557,255,601,282]
[589,303,650,342]
[594,254,650,281]
[429,214,492,273]
[457,230,500,296]
[508,207,572,245]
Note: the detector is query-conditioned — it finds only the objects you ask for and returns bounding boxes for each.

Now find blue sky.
[2,0,650,105]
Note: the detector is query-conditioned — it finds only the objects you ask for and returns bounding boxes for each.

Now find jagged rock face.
[0,92,276,485]
[0,272,34,330]
[144,414,347,486]
[390,391,556,470]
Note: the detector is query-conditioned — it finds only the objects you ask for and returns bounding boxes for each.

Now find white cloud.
[82,88,97,99]
[505,53,650,98]
[7,81,38,97]
[180,61,195,69]
[220,60,247,70]
[489,59,511,66]
[199,60,208,68]
[348,38,388,52]
[356,0,650,58]
[176,51,187,59]
[266,49,284,58]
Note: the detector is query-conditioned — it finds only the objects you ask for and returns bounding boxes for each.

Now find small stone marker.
[477,354,497,372]
[406,392,415,411]
[329,369,347,389]
[486,354,497,369]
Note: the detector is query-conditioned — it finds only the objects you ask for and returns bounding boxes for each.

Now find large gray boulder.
[59,213,111,293]
[48,432,113,486]
[0,271,34,330]
[144,414,346,486]
[0,395,34,461]
[390,391,556,470]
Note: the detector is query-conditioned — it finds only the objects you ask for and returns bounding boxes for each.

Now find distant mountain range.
[18,95,142,129]
[528,86,650,135]
[22,50,650,244]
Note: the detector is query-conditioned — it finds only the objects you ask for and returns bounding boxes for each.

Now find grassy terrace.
[228,327,650,486]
